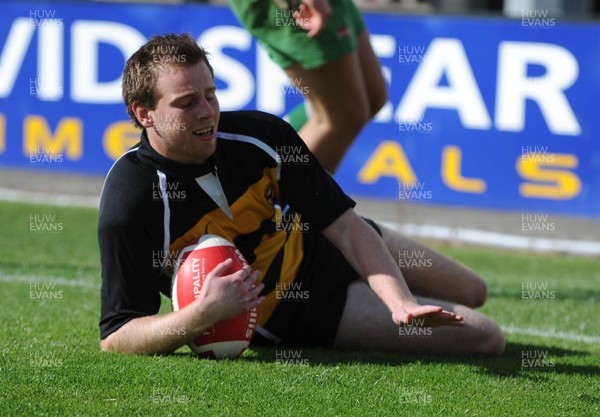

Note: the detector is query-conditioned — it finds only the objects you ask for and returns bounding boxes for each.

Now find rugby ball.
[171,234,258,359]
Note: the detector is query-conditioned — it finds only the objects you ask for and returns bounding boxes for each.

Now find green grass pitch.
[0,201,598,416]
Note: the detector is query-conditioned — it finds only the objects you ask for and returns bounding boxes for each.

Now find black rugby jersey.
[98,110,355,340]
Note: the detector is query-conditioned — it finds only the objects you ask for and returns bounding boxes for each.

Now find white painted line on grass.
[0,273,100,290]
[380,221,600,257]
[0,188,99,208]
[502,325,600,345]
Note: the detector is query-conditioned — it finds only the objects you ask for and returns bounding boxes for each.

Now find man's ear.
[132,101,153,128]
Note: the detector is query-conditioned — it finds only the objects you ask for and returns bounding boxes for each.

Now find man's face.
[144,61,219,164]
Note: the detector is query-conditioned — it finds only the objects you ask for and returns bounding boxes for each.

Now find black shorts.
[251,217,382,348]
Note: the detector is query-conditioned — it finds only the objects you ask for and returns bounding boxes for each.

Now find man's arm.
[321,209,464,328]
[101,260,264,355]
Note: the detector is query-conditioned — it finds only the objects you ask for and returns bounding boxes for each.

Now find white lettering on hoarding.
[396,38,580,136]
[0,18,582,136]
[38,18,63,100]
[198,26,254,111]
[397,38,492,130]
[71,20,146,103]
[255,45,289,115]
[495,41,580,135]
[370,33,396,123]
[0,19,35,97]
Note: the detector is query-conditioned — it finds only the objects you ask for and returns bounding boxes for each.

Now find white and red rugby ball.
[171,234,258,359]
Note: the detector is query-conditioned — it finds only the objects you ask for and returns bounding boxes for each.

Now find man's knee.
[334,105,370,140]
[473,322,505,357]
[469,278,489,308]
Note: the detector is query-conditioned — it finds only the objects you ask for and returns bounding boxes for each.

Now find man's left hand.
[393,303,465,328]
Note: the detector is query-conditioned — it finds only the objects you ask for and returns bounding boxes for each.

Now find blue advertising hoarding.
[0,1,598,217]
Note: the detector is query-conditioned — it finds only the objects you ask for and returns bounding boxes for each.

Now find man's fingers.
[243,269,261,284]
[205,259,263,308]
[247,295,266,310]
[207,258,233,278]
[242,281,265,307]
[245,282,264,298]
[398,305,465,328]
[410,304,443,317]
[241,269,263,304]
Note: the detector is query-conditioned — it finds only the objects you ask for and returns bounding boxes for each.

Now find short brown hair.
[122,33,214,128]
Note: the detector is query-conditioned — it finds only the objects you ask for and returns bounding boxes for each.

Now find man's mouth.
[191,127,213,137]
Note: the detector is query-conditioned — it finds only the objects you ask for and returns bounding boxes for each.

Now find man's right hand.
[192,258,265,325]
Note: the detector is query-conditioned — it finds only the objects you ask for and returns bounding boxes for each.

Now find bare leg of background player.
[284,30,387,172]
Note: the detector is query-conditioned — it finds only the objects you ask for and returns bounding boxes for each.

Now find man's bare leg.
[333,282,505,356]
[378,224,488,308]
[284,30,387,172]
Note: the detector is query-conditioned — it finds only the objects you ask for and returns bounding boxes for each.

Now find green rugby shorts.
[230,0,366,69]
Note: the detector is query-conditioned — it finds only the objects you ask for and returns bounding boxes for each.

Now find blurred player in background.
[228,0,388,172]
[98,34,504,357]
